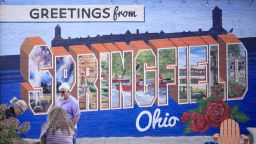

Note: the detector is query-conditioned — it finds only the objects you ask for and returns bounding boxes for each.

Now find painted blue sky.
[0,0,256,56]
[178,46,208,68]
[178,48,187,67]
[190,46,207,66]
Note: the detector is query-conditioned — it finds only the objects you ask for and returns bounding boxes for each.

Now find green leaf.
[206,96,214,102]
[188,109,197,113]
[184,122,192,135]
[230,114,234,119]
[234,112,249,123]
[231,105,239,116]
[197,99,207,114]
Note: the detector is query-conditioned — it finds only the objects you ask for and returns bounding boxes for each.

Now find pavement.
[76,136,213,144]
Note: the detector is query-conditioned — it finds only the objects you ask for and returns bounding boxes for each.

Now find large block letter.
[20,37,53,115]
[51,47,76,103]
[91,44,111,110]
[130,41,157,107]
[70,45,98,111]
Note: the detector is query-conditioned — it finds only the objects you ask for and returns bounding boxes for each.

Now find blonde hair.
[47,106,72,134]
[10,97,28,113]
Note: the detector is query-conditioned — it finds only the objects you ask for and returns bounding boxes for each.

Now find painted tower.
[54,24,62,40]
[209,6,227,38]
[212,6,222,29]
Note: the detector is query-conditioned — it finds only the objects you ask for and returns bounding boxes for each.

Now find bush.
[0,104,30,144]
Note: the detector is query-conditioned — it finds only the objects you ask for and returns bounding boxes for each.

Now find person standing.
[0,97,29,144]
[40,106,74,144]
[56,83,80,144]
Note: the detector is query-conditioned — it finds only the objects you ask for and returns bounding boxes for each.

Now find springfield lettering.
[20,34,248,115]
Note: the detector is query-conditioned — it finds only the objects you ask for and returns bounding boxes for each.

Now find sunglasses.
[17,106,24,114]
[61,91,66,94]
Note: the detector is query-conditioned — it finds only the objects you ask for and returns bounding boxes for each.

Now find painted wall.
[0,0,256,139]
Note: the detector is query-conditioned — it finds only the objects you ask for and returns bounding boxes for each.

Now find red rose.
[192,112,199,120]
[181,112,191,123]
[190,113,208,132]
[204,100,231,127]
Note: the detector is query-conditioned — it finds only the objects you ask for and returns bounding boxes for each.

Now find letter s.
[103,8,110,18]
[20,37,53,115]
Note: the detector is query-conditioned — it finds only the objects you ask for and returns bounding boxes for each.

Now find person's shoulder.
[69,95,78,103]
[40,122,49,138]
[5,106,16,119]
[42,122,49,129]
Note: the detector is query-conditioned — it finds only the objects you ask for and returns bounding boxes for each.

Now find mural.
[20,34,248,111]
[18,33,251,137]
[0,1,255,142]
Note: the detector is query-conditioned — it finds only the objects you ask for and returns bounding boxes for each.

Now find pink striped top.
[45,128,73,144]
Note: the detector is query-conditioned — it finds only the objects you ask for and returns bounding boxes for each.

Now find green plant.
[0,104,30,144]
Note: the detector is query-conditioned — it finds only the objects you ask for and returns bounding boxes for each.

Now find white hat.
[58,83,71,92]
[10,97,28,112]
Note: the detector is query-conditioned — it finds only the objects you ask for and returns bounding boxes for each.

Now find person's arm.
[71,101,81,128]
[71,115,80,127]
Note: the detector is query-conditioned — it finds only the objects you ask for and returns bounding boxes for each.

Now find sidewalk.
[76,136,213,144]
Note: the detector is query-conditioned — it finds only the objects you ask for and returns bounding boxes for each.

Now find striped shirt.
[45,128,73,144]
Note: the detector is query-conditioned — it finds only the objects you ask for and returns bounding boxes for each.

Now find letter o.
[136,110,152,132]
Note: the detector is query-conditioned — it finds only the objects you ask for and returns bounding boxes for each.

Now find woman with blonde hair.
[40,106,74,144]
